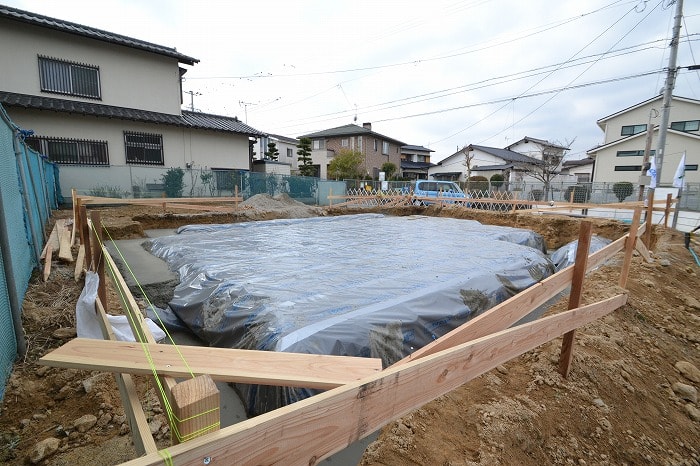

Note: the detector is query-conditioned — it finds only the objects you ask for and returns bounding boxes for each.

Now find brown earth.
[0,199,698,465]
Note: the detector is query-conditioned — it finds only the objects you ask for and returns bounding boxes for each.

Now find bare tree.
[461,145,476,191]
[515,138,574,201]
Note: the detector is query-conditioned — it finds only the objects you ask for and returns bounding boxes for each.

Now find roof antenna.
[353,104,358,123]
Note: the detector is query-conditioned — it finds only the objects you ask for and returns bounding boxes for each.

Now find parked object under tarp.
[146,214,555,415]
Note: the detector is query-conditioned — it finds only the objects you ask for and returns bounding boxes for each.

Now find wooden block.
[171,375,220,443]
[41,224,60,260]
[74,245,85,281]
[39,339,383,390]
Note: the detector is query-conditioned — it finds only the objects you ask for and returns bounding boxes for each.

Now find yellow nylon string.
[88,220,220,442]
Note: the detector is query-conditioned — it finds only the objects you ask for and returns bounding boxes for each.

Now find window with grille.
[38,56,101,99]
[124,132,164,165]
[24,136,109,165]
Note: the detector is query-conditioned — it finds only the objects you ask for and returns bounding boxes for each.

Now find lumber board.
[635,237,653,263]
[95,298,157,455]
[164,203,234,213]
[620,208,642,289]
[39,339,383,390]
[40,224,60,260]
[74,245,85,281]
[78,196,242,205]
[122,294,627,466]
[395,232,629,365]
[171,375,220,443]
[56,219,74,262]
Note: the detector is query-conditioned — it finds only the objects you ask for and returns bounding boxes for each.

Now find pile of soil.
[0,204,698,465]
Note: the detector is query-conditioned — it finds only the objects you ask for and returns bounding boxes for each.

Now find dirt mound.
[241,193,323,218]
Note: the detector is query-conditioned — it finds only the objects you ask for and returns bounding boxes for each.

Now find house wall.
[310,135,402,179]
[0,19,183,115]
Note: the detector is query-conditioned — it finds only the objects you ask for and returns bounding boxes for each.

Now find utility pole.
[652,0,683,187]
[239,101,257,124]
[184,90,201,112]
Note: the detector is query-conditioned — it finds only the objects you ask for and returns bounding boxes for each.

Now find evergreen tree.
[297,137,315,176]
[265,141,279,161]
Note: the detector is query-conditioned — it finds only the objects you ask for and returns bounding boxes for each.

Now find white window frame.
[382,141,390,155]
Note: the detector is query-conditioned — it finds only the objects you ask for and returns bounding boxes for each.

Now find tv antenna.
[184,90,201,112]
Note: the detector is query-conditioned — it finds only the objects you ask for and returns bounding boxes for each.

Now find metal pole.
[653,0,683,186]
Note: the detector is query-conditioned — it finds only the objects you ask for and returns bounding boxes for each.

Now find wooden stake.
[57,219,74,262]
[619,207,642,289]
[664,193,672,228]
[171,375,220,443]
[71,189,78,247]
[74,245,85,281]
[90,211,106,307]
[80,206,92,270]
[644,190,654,248]
[42,245,52,282]
[558,221,592,378]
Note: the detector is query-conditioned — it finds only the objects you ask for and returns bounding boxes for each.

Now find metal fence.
[0,104,61,400]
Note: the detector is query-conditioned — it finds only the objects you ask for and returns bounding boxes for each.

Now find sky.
[5,0,700,163]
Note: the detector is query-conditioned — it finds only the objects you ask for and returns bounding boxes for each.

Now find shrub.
[565,185,591,203]
[89,185,124,198]
[162,167,185,198]
[468,176,489,194]
[490,174,505,189]
[612,181,634,202]
[530,189,543,201]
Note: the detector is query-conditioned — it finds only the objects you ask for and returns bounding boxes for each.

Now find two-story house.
[587,95,700,185]
[299,123,405,179]
[400,145,435,180]
[253,133,299,175]
[0,4,265,198]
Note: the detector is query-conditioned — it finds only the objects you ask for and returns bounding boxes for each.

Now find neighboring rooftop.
[467,144,541,164]
[0,91,265,136]
[0,4,199,65]
[300,124,406,146]
[563,157,595,167]
[402,145,434,153]
[505,136,570,151]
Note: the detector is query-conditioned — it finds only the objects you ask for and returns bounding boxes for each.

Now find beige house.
[587,95,700,185]
[300,123,405,179]
[0,4,265,198]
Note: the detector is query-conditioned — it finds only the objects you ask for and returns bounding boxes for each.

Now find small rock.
[20,418,31,428]
[113,414,127,425]
[51,327,77,340]
[685,404,700,422]
[496,365,508,374]
[659,259,671,267]
[54,384,73,401]
[73,414,97,433]
[600,418,612,430]
[119,423,130,436]
[32,413,47,421]
[592,398,606,408]
[684,296,700,310]
[643,279,654,287]
[96,413,112,428]
[675,361,700,383]
[35,366,50,377]
[149,418,163,435]
[29,437,60,464]
[672,382,698,403]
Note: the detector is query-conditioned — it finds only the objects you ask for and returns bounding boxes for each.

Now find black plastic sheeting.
[146,214,557,415]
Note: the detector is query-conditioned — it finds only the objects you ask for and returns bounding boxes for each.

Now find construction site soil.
[1,196,699,465]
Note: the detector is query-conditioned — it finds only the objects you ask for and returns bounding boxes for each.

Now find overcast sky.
[5,0,700,162]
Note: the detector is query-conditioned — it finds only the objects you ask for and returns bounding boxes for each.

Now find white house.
[0,4,265,198]
[587,95,700,186]
[256,133,299,171]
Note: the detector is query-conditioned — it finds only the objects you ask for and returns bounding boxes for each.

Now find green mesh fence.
[0,104,60,400]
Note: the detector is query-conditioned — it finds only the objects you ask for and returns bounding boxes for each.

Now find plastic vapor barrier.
[147,214,555,415]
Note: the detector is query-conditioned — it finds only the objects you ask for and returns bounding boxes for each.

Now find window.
[620,124,646,136]
[373,139,378,151]
[416,155,426,162]
[382,141,389,155]
[576,173,590,183]
[286,148,293,158]
[341,138,349,147]
[38,56,101,99]
[685,164,698,171]
[614,165,642,171]
[312,139,325,150]
[25,135,108,165]
[616,150,655,157]
[124,131,164,165]
[670,120,700,132]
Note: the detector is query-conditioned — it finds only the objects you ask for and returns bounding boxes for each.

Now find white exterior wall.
[310,149,331,179]
[0,19,184,115]
[277,141,299,170]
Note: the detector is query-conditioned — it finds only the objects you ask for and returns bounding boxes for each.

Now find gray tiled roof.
[300,124,406,146]
[468,144,541,164]
[402,144,434,152]
[401,160,435,169]
[0,4,198,65]
[0,91,265,136]
[562,157,594,167]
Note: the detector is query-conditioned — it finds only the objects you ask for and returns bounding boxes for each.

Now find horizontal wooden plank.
[79,196,242,205]
[39,339,382,390]
[122,294,627,466]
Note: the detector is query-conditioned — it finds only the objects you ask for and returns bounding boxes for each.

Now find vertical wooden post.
[619,207,642,289]
[663,193,672,228]
[644,190,654,247]
[234,185,239,213]
[90,211,106,308]
[80,206,92,271]
[171,375,220,444]
[71,189,78,246]
[74,196,82,246]
[511,192,518,214]
[558,221,592,378]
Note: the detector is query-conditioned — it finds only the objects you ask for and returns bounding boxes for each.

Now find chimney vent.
[362,122,372,130]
